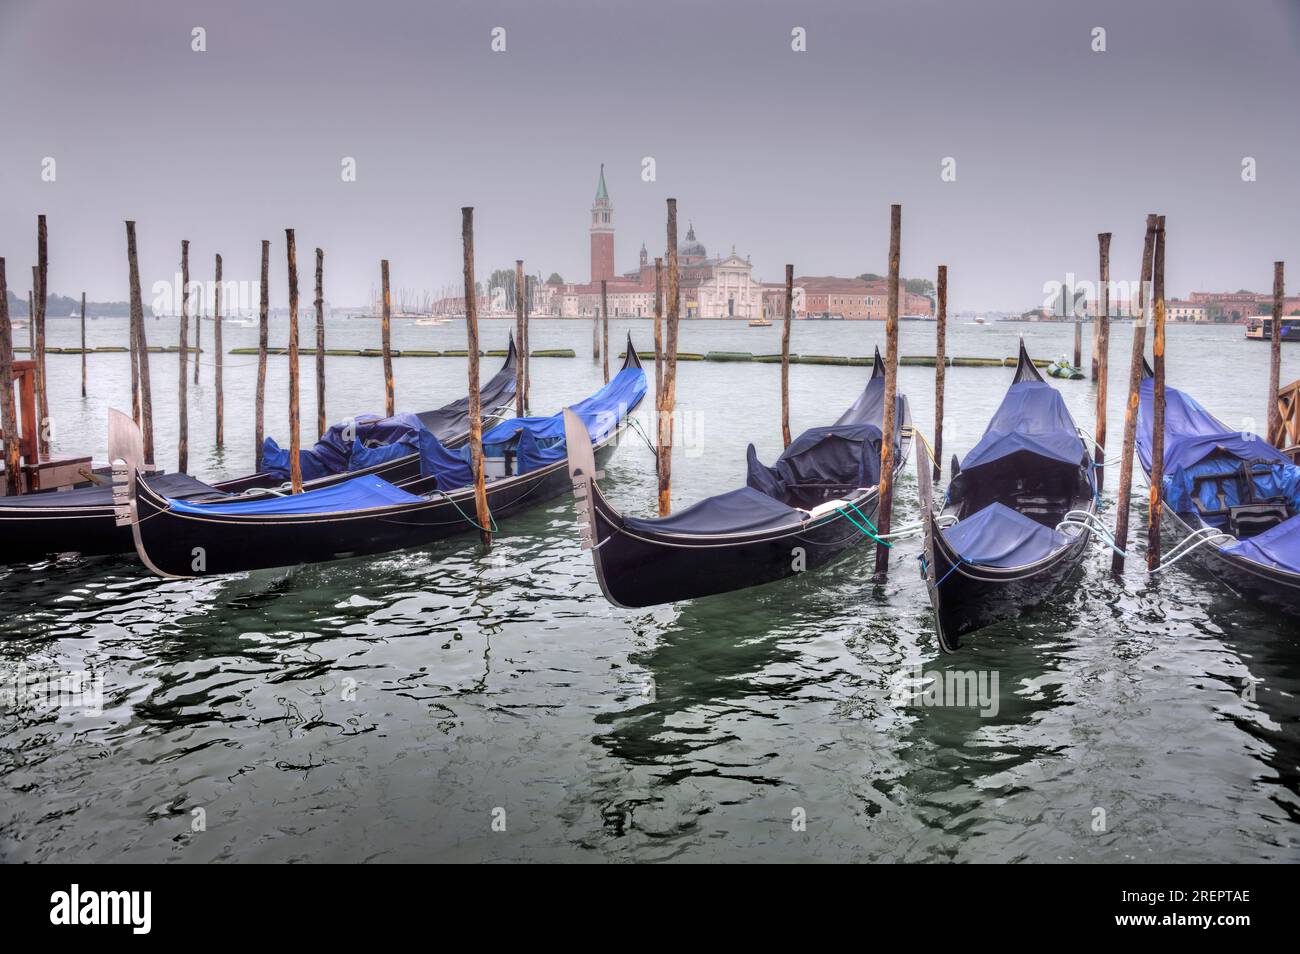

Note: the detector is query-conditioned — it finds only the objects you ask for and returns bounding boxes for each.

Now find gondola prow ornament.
[108,408,143,528]
[564,407,602,551]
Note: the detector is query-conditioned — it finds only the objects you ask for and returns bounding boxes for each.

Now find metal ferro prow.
[563,407,603,550]
[107,408,143,528]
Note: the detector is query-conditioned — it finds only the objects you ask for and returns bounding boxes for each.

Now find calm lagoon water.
[1,316,1297,862]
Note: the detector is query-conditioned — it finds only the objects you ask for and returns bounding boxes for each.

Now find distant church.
[542,166,765,319]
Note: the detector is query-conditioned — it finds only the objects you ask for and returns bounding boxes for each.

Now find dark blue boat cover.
[941,502,1071,568]
[0,472,224,509]
[481,365,646,474]
[619,364,893,536]
[624,487,800,535]
[960,381,1084,472]
[168,473,423,516]
[261,412,447,483]
[1222,513,1300,571]
[745,423,884,501]
[1136,377,1289,473]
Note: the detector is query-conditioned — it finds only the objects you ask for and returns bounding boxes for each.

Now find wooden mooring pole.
[315,248,326,438]
[601,279,610,384]
[1094,233,1111,487]
[1268,261,1285,445]
[934,264,948,482]
[286,230,303,495]
[178,240,190,473]
[1073,312,1082,370]
[658,198,681,516]
[381,260,395,417]
[35,216,49,458]
[0,259,20,495]
[462,207,492,547]
[873,204,902,582]
[126,221,155,463]
[79,292,86,398]
[653,257,664,416]
[781,264,793,448]
[255,240,269,468]
[193,299,201,385]
[214,253,224,449]
[1146,216,1167,573]
[515,260,526,416]
[1111,214,1158,575]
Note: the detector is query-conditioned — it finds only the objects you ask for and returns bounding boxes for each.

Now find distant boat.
[747,317,771,327]
[900,313,935,322]
[973,317,987,324]
[415,316,451,326]
[1244,316,1300,341]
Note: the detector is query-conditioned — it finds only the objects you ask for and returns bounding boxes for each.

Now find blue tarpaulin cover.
[1222,513,1300,571]
[746,423,884,502]
[261,413,438,482]
[1136,377,1290,473]
[624,487,800,535]
[960,381,1084,472]
[168,473,423,516]
[481,365,646,474]
[941,502,1072,568]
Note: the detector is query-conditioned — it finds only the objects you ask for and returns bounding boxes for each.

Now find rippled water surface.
[2,316,1298,862]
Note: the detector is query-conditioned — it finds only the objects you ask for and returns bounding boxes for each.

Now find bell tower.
[590,164,615,283]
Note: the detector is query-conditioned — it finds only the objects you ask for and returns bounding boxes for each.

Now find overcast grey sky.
[2,0,1298,311]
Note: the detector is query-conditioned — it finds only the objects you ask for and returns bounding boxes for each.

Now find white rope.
[1148,526,1234,574]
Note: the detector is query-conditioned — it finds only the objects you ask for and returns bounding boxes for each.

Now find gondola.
[564,348,910,608]
[0,338,519,563]
[917,341,1095,652]
[1136,360,1300,616]
[113,337,645,578]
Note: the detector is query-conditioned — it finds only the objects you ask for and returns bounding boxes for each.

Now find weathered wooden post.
[933,265,948,481]
[873,204,902,581]
[522,271,532,414]
[1094,233,1111,486]
[781,264,793,448]
[1146,216,1168,573]
[1268,261,1285,445]
[654,257,664,413]
[1111,214,1158,574]
[592,295,600,361]
[658,199,681,516]
[124,272,138,426]
[0,259,21,495]
[35,216,49,458]
[600,279,610,384]
[515,260,526,416]
[381,260,395,417]
[79,292,87,397]
[178,240,190,473]
[286,230,303,494]
[315,248,326,438]
[255,240,269,468]
[1073,311,1082,370]
[27,289,34,354]
[214,253,224,449]
[462,208,492,546]
[193,298,201,384]
[126,221,155,463]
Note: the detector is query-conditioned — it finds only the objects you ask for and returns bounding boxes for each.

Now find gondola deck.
[917,341,1096,652]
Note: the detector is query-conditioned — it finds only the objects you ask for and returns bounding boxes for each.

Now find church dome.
[679,223,706,258]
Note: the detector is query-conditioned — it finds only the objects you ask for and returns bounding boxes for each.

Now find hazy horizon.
[2,0,1298,313]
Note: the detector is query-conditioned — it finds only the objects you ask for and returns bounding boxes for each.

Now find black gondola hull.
[0,344,517,564]
[131,429,628,578]
[587,481,894,609]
